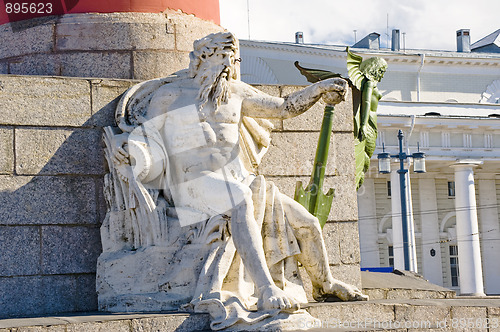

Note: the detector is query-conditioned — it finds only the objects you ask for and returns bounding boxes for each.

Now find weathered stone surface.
[306,302,395,327]
[282,85,354,132]
[132,51,189,80]
[264,175,358,222]
[386,289,453,300]
[75,274,99,312]
[0,276,43,318]
[258,132,330,176]
[489,306,500,318]
[0,76,91,127]
[15,326,67,332]
[8,54,60,77]
[0,176,97,225]
[56,14,174,52]
[66,321,130,332]
[0,18,55,58]
[59,52,132,79]
[252,84,280,96]
[332,132,356,176]
[259,132,355,177]
[330,264,362,289]
[3,300,500,331]
[39,275,97,315]
[321,222,341,265]
[335,221,361,264]
[0,61,8,74]
[0,226,40,276]
[488,307,500,332]
[0,12,224,79]
[40,275,83,314]
[91,79,137,127]
[0,274,98,319]
[395,304,451,325]
[131,315,211,332]
[362,288,388,300]
[14,327,66,332]
[329,175,358,221]
[15,128,104,175]
[450,306,487,332]
[169,11,224,52]
[41,226,101,274]
[0,128,14,174]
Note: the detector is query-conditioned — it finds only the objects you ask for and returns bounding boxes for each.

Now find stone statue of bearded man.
[99,32,367,331]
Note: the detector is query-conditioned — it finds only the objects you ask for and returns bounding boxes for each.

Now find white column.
[418,178,443,286]
[357,179,381,268]
[405,171,418,272]
[451,162,485,296]
[390,168,405,270]
[478,178,500,294]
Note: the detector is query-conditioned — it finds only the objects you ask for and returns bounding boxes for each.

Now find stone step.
[361,271,456,300]
[1,298,500,331]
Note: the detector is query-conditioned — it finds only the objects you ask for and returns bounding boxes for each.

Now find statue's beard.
[196,65,231,112]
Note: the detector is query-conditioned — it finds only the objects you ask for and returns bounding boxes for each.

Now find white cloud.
[220,0,500,51]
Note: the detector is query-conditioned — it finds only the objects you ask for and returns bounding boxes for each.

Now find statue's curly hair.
[360,57,388,82]
[188,32,238,77]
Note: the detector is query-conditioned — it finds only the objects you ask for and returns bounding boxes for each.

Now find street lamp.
[377,130,426,271]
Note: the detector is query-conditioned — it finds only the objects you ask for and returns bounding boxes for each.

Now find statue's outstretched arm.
[241,78,347,119]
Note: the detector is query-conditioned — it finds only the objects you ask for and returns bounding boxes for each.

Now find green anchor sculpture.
[294,102,336,229]
[294,48,387,228]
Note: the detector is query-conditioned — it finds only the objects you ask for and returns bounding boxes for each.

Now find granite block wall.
[0,75,361,318]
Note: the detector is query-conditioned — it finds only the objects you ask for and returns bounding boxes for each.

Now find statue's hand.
[358,125,368,141]
[111,133,130,165]
[319,78,347,105]
[322,91,345,105]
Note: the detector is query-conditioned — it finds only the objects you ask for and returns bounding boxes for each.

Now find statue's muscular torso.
[147,78,252,183]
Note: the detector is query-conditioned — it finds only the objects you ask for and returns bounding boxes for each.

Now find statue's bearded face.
[195,48,238,111]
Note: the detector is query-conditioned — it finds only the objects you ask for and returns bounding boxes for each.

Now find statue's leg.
[280,194,368,301]
[177,171,297,310]
[229,184,301,310]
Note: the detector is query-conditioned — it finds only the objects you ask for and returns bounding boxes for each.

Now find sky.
[219,0,500,51]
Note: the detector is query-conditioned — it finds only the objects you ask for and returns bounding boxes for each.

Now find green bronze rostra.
[294,48,387,228]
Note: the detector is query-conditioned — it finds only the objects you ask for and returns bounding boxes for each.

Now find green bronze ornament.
[294,48,387,198]
[348,48,387,188]
[294,104,336,229]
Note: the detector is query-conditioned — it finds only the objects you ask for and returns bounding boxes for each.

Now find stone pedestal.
[0,11,224,80]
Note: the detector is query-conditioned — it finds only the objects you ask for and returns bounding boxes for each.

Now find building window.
[463,133,472,148]
[387,181,391,197]
[442,132,451,148]
[388,245,394,267]
[485,133,493,149]
[449,245,459,287]
[448,181,455,197]
[420,131,429,148]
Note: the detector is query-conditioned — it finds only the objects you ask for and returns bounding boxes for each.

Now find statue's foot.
[313,279,368,302]
[257,284,300,311]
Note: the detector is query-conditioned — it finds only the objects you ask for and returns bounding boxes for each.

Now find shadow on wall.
[0,80,133,318]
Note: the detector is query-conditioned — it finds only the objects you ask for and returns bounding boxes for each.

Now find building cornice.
[240,40,500,68]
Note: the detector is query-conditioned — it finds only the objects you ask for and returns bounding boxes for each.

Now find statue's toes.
[354,292,369,301]
[350,288,369,301]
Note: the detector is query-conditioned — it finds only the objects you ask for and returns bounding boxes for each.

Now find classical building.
[239,29,500,295]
